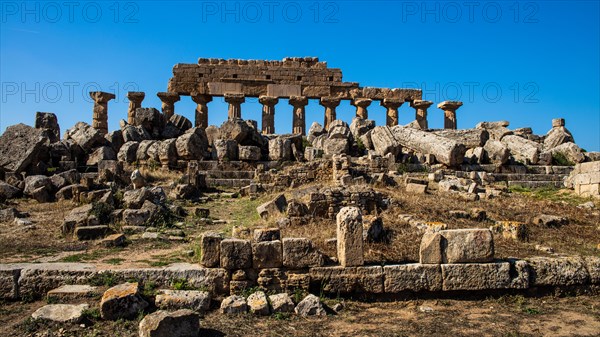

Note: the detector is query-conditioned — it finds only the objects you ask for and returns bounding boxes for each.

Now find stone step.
[205,178,254,188]
[507,181,564,189]
[200,170,255,179]
[459,164,574,175]
[490,173,566,182]
[47,285,99,303]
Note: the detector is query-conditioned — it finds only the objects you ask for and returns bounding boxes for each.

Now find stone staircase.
[194,161,258,189]
[489,173,566,189]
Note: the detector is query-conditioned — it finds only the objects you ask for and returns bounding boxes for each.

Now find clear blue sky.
[1,0,599,151]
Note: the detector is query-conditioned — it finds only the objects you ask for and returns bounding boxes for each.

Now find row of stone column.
[88,90,464,136]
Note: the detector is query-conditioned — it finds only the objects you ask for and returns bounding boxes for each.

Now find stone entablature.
[168,57,421,105]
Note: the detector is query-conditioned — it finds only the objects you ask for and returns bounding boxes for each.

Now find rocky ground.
[1,294,599,336]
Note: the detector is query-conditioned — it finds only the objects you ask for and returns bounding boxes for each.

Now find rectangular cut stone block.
[47,285,99,303]
[309,266,383,294]
[18,263,96,299]
[383,264,442,293]
[267,84,301,97]
[441,229,494,264]
[220,239,252,270]
[527,257,590,286]
[441,262,511,291]
[201,233,222,268]
[336,207,364,267]
[208,82,242,95]
[252,240,283,269]
[0,264,23,300]
[419,232,442,264]
[110,264,230,296]
[507,259,530,289]
[282,238,324,269]
[585,257,600,284]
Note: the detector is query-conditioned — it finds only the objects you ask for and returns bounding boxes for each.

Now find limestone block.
[200,232,222,268]
[155,290,211,313]
[282,238,324,268]
[383,264,442,292]
[441,262,511,291]
[220,239,252,270]
[139,309,199,337]
[252,240,283,269]
[336,207,364,267]
[527,257,590,286]
[100,282,149,320]
[309,266,383,294]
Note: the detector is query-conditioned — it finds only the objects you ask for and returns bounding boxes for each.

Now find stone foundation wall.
[566,161,600,198]
[2,256,598,301]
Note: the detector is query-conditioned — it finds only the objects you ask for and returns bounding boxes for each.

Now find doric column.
[259,95,278,134]
[437,100,463,129]
[352,98,372,119]
[89,91,115,135]
[289,96,308,135]
[320,96,341,130]
[224,93,245,120]
[380,98,403,127]
[191,93,212,128]
[126,92,145,125]
[156,92,180,121]
[410,100,433,129]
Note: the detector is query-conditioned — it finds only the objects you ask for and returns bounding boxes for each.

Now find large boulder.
[139,309,199,337]
[0,124,47,173]
[156,139,177,168]
[176,128,209,160]
[546,142,585,164]
[162,114,192,139]
[34,112,60,143]
[238,145,262,161]
[117,141,139,163]
[86,146,116,166]
[544,124,574,150]
[307,122,325,142]
[483,139,510,165]
[0,181,22,200]
[268,137,292,161]
[155,290,211,313]
[64,122,105,151]
[349,117,375,140]
[323,138,349,155]
[213,139,238,161]
[391,126,466,166]
[501,135,541,165]
[219,119,264,147]
[104,130,124,154]
[247,291,270,316]
[135,108,164,138]
[24,175,52,202]
[121,124,151,143]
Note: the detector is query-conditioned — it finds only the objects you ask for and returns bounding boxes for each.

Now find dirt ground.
[1,294,599,336]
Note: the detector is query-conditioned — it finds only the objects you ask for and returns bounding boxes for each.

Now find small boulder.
[269,293,295,313]
[31,304,89,323]
[531,214,569,228]
[295,294,326,316]
[100,282,149,320]
[247,291,270,316]
[220,295,248,314]
[139,309,199,337]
